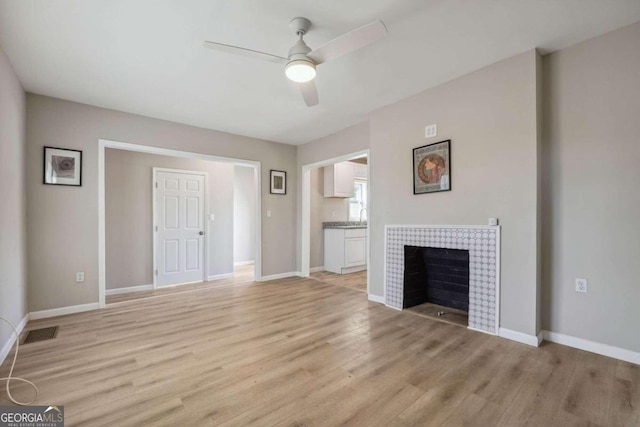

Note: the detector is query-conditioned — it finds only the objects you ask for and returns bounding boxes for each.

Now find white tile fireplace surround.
[385,225,500,334]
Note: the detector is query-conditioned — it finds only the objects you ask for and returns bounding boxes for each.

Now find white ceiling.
[1,1,639,145]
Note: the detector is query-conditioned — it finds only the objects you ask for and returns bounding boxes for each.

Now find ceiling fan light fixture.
[285,59,316,83]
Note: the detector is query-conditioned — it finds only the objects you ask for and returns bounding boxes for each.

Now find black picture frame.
[43,146,83,187]
[270,170,287,195]
[413,139,451,195]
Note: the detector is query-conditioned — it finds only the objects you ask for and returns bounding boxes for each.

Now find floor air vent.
[23,326,59,344]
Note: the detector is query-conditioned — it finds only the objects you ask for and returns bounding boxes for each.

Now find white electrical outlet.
[76,272,85,283]
[425,124,437,139]
[266,209,272,218]
[209,214,215,221]
[488,218,499,226]
[575,278,587,293]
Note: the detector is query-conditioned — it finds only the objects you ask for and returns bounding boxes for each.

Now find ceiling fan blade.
[307,20,387,65]
[299,81,319,107]
[203,41,288,65]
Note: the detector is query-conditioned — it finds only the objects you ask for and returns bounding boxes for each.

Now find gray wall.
[105,149,235,289]
[0,47,27,351]
[542,22,640,352]
[369,50,540,336]
[233,165,256,264]
[297,51,541,337]
[309,167,349,269]
[26,94,296,312]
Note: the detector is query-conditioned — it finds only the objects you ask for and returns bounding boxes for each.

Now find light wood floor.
[310,270,367,293]
[2,274,638,426]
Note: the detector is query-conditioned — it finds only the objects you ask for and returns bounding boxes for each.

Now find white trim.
[153,167,209,289]
[105,284,154,296]
[366,159,371,297]
[367,294,385,304]
[300,150,370,281]
[253,166,262,282]
[499,327,541,347]
[98,142,106,308]
[258,271,299,282]
[340,265,367,274]
[208,273,234,281]
[385,304,402,311]
[468,326,497,336]
[0,314,30,366]
[98,139,264,309]
[234,260,255,266]
[384,224,499,230]
[309,266,325,273]
[543,330,640,365]
[29,303,101,320]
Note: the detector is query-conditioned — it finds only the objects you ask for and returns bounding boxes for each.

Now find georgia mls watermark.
[0,406,64,427]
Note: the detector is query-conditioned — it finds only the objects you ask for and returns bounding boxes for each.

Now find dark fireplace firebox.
[403,246,470,311]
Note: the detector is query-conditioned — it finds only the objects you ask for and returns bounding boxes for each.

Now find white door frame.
[98,139,263,308]
[152,167,209,289]
[300,149,371,295]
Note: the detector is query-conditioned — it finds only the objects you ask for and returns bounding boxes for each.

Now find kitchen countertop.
[323,221,367,229]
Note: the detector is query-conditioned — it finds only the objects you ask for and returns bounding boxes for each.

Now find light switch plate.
[209,214,215,221]
[76,272,85,283]
[575,278,587,293]
[266,209,272,218]
[425,124,437,139]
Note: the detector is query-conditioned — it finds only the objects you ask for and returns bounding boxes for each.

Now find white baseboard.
[29,302,101,320]
[341,265,367,274]
[106,284,153,296]
[259,271,299,282]
[468,326,497,336]
[367,294,385,304]
[0,313,30,366]
[543,330,640,365]
[309,266,325,273]
[499,327,542,347]
[207,273,234,281]
[234,260,255,266]
[385,304,402,311]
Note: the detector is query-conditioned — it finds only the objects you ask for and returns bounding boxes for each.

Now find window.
[349,179,367,221]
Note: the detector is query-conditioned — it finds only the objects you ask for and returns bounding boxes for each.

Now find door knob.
[199,231,204,235]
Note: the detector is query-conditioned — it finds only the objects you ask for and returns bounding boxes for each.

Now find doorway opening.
[301,150,370,296]
[98,139,262,307]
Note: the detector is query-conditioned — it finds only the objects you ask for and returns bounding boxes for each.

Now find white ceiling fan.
[203,18,387,107]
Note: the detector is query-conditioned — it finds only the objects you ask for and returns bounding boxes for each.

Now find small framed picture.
[270,170,286,195]
[43,146,82,186]
[413,139,451,194]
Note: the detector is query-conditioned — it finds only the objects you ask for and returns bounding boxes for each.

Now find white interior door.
[156,170,205,287]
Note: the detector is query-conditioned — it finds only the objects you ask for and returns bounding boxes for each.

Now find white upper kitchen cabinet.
[324,162,355,198]
[353,163,367,180]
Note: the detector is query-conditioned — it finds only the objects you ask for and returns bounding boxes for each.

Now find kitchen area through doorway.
[308,155,368,293]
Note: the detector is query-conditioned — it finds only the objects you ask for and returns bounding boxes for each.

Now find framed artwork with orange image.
[413,140,450,194]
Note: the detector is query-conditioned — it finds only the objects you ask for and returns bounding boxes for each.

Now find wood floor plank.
[1,271,637,426]
[560,351,617,425]
[608,361,640,426]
